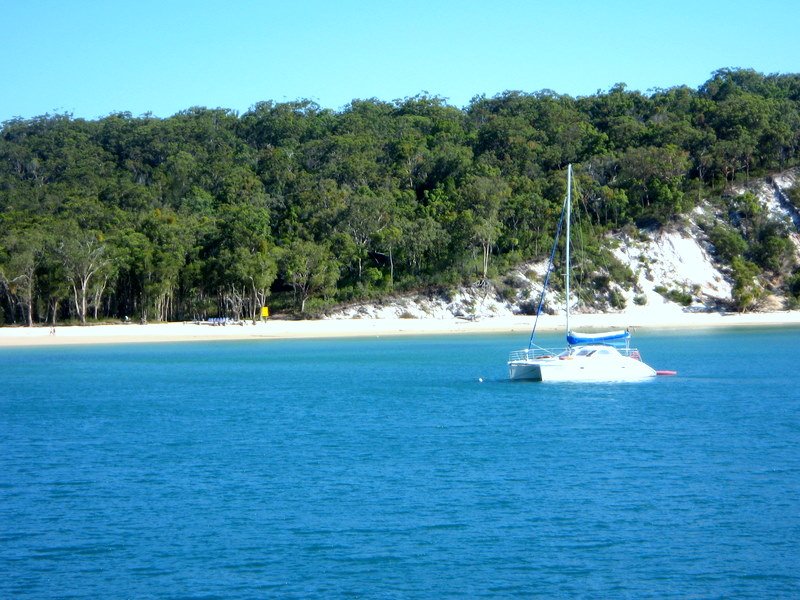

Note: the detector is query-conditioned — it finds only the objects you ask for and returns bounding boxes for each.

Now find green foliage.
[609,289,627,310]
[708,224,748,262]
[751,229,795,273]
[786,270,800,306]
[730,257,763,311]
[786,184,800,211]
[654,285,693,306]
[709,190,795,295]
[279,239,339,313]
[2,68,800,322]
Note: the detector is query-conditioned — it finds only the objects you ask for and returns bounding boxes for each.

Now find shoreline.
[2,310,800,347]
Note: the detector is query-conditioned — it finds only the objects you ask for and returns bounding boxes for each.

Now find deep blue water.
[1,328,799,598]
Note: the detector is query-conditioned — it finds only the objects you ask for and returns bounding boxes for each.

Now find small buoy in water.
[478,377,484,383]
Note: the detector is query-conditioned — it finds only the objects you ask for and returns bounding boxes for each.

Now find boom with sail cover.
[566,329,630,346]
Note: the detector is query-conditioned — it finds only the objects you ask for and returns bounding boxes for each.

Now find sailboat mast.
[565,164,571,336]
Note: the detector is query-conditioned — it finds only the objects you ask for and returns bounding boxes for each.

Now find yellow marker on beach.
[261,306,269,319]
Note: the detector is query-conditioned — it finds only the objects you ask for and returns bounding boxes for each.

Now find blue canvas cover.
[567,329,630,346]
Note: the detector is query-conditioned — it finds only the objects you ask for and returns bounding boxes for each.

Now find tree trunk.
[389,247,394,288]
[80,279,89,324]
[92,277,108,320]
[50,299,59,325]
[71,283,84,324]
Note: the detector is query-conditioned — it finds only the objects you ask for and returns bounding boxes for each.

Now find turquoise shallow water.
[1,328,799,598]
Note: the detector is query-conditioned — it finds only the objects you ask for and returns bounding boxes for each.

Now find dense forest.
[2,68,800,325]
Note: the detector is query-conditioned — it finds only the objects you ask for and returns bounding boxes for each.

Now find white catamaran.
[507,165,658,382]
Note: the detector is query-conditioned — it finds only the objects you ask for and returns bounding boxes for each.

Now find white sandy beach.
[2,308,800,347]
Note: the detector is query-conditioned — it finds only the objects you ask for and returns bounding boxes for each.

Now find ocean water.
[1,327,799,598]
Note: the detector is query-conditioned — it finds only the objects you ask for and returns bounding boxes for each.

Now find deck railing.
[508,348,558,362]
[508,345,643,362]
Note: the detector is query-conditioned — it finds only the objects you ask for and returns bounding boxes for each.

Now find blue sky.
[2,0,798,122]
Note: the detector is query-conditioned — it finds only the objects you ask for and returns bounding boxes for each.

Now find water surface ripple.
[2,328,799,597]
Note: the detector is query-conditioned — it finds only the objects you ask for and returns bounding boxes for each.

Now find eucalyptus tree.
[318,99,395,189]
[37,241,70,325]
[391,95,472,197]
[615,144,691,223]
[468,92,545,176]
[370,188,416,287]
[132,208,196,321]
[337,187,393,281]
[581,83,653,151]
[458,174,511,279]
[57,222,113,324]
[498,177,554,256]
[0,227,46,326]
[205,199,277,320]
[279,239,339,313]
[397,215,448,279]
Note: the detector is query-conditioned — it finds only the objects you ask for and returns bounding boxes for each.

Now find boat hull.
[509,355,657,382]
[508,361,543,381]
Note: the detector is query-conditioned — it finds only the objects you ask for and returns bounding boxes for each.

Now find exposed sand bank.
[2,310,800,347]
